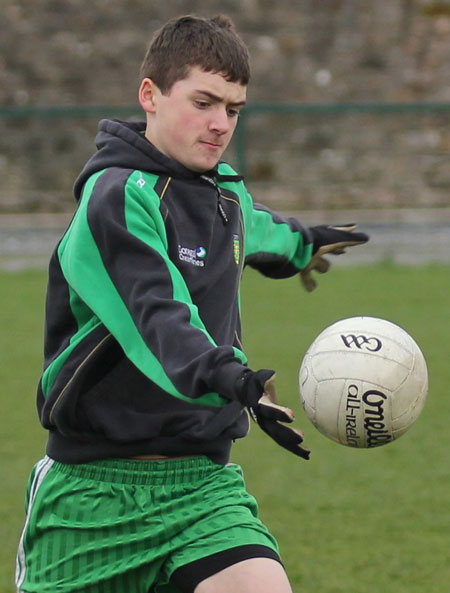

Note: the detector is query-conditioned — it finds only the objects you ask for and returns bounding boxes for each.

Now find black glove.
[300,223,369,292]
[236,369,310,459]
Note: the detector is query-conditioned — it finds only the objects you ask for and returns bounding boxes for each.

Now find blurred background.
[0,0,449,270]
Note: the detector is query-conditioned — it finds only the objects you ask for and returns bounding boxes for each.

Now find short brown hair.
[140,14,250,94]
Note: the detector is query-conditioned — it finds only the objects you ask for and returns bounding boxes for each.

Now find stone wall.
[1,0,449,212]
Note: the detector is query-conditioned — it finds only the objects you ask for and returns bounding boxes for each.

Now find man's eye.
[227,109,240,118]
[194,100,210,109]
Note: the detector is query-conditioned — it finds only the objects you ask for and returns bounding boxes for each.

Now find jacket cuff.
[211,361,250,402]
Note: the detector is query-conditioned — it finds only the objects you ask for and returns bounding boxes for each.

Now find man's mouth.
[200,140,222,149]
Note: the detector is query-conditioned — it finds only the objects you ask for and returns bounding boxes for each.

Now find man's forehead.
[179,66,247,102]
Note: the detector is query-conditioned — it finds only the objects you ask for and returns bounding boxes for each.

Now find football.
[299,316,428,448]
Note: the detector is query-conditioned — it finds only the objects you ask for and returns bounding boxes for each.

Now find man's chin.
[187,158,221,173]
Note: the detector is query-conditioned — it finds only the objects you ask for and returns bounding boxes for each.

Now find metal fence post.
[233,110,248,178]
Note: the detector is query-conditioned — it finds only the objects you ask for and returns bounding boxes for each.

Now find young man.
[16,14,368,593]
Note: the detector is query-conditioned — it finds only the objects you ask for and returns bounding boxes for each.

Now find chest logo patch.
[178,245,207,267]
[233,234,240,265]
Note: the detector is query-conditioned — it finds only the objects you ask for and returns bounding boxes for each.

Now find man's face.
[140,67,247,172]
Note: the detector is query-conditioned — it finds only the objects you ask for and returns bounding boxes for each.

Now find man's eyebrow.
[194,90,247,107]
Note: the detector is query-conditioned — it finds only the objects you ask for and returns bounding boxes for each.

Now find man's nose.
[209,106,231,134]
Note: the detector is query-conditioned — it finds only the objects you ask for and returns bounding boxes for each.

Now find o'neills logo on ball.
[363,390,392,447]
[345,385,392,447]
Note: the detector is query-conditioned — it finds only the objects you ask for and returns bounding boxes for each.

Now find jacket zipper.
[200,175,229,224]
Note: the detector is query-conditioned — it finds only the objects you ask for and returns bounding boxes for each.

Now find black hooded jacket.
[38,119,313,464]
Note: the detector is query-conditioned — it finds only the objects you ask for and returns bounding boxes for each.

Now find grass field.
[1,263,449,592]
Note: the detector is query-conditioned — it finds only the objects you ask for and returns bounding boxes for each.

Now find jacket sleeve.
[240,186,314,278]
[57,169,247,405]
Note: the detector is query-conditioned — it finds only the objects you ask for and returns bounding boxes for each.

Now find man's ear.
[138,78,159,114]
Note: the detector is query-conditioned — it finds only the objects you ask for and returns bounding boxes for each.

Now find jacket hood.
[73,119,239,202]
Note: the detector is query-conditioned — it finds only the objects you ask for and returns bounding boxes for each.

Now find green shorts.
[16,455,280,593]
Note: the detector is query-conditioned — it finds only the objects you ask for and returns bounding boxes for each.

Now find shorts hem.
[170,544,281,593]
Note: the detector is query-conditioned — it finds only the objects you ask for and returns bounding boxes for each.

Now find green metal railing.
[2,101,450,177]
[232,101,450,176]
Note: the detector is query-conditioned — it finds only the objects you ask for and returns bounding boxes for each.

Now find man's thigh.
[194,558,293,593]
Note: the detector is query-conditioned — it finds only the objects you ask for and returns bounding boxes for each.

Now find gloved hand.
[300,223,369,292]
[236,369,310,459]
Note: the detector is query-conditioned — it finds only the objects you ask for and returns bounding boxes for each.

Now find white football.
[299,316,428,448]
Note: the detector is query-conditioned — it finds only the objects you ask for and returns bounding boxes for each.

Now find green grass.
[1,263,449,592]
